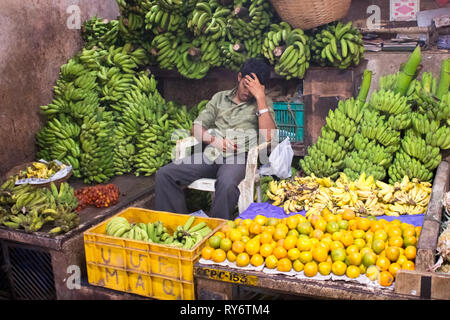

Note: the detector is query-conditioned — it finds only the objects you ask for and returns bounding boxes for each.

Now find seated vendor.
[154,58,277,219]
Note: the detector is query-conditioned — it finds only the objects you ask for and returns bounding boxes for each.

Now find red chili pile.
[74,183,120,212]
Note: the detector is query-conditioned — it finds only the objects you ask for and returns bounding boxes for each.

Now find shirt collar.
[226,87,256,105]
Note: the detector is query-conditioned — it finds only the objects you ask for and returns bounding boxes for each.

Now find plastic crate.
[83,207,226,300]
[273,102,304,142]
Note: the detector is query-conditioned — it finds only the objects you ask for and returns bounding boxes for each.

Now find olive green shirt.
[194,87,276,160]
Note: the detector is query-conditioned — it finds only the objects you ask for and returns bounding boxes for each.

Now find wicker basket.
[269,0,352,30]
[4,162,72,189]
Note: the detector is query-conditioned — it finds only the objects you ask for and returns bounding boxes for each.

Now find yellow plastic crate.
[83,207,226,300]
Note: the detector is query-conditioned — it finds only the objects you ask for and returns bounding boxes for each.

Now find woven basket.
[269,0,352,30]
[5,162,72,189]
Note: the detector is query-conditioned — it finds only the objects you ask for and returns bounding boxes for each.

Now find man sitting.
[154,58,277,220]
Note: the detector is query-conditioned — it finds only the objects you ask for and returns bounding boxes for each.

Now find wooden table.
[0,174,156,300]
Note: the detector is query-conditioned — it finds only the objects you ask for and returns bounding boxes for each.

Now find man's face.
[236,72,254,102]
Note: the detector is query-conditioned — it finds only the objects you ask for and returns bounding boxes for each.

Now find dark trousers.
[154,151,247,220]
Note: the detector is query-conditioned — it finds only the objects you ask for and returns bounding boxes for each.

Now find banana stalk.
[395,45,421,96]
[436,58,450,100]
[356,70,373,103]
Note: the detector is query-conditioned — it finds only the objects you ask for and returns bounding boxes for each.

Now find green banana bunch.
[106,216,132,237]
[198,36,222,67]
[424,125,450,150]
[369,90,411,116]
[188,99,209,120]
[337,97,368,124]
[325,107,358,138]
[82,16,121,49]
[310,21,364,69]
[151,32,180,70]
[343,153,386,181]
[410,112,441,136]
[401,135,442,170]
[320,127,354,151]
[48,204,81,235]
[359,109,401,149]
[188,1,230,41]
[300,146,342,180]
[315,136,346,162]
[352,134,393,168]
[388,151,433,184]
[176,41,211,79]
[262,22,310,79]
[220,41,247,71]
[228,0,273,40]
[145,3,185,35]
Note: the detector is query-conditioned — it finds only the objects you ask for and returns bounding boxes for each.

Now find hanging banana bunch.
[228,0,273,40]
[176,40,211,79]
[188,1,230,41]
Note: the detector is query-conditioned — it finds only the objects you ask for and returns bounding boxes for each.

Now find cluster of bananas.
[145,1,185,35]
[188,2,230,40]
[82,16,121,49]
[262,22,310,79]
[310,21,364,69]
[389,151,433,184]
[0,179,79,234]
[79,108,116,184]
[369,90,411,116]
[220,41,248,71]
[343,152,387,181]
[228,0,273,40]
[359,109,401,149]
[176,41,211,79]
[266,172,432,217]
[20,161,66,180]
[401,135,442,171]
[150,33,180,70]
[106,215,212,249]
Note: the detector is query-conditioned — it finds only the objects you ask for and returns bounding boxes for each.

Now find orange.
[396,254,408,266]
[379,271,394,287]
[312,246,328,263]
[341,232,354,247]
[348,219,357,231]
[250,254,264,267]
[234,218,242,226]
[385,246,400,262]
[273,246,287,259]
[338,219,349,230]
[283,235,298,250]
[311,229,324,240]
[249,222,262,235]
[326,221,340,234]
[346,265,360,279]
[354,238,366,250]
[286,215,299,230]
[232,240,245,254]
[387,226,402,238]
[201,246,215,260]
[404,246,416,260]
[241,219,252,227]
[221,224,232,235]
[273,227,288,241]
[214,231,226,239]
[352,229,365,239]
[229,228,243,242]
[266,217,280,226]
[330,240,344,251]
[277,258,293,272]
[227,250,237,263]
[372,239,385,254]
[304,261,318,277]
[276,222,289,233]
[236,252,250,267]
[260,243,273,258]
[318,261,332,276]
[342,208,356,220]
[362,251,378,267]
[332,230,343,242]
[370,221,384,233]
[331,261,347,276]
[316,240,330,253]
[299,251,313,264]
[263,225,275,235]
[310,238,320,248]
[260,231,273,244]
[309,214,321,227]
[293,260,304,272]
[401,260,415,271]
[314,219,327,232]
[376,256,391,271]
[237,225,249,237]
[356,218,371,231]
[265,255,278,269]
[346,245,360,256]
[402,226,416,237]
[415,226,421,238]
[287,248,301,261]
[245,239,260,256]
[403,235,417,247]
[297,222,313,235]
[374,229,388,242]
[287,229,299,237]
[347,252,362,266]
[220,237,232,252]
[296,237,313,251]
[323,212,337,223]
[388,262,401,277]
[212,249,226,263]
[366,265,380,281]
[388,236,404,248]
[365,231,374,243]
[331,248,346,262]
[208,235,222,249]
[254,214,268,226]
[241,235,250,243]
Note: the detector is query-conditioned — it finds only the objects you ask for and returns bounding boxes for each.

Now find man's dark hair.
[240,58,271,85]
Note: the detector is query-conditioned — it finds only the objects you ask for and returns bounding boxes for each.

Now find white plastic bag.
[259,138,294,179]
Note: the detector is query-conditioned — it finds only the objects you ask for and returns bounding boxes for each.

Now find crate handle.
[286,102,299,128]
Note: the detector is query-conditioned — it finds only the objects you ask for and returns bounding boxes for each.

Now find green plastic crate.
[273,102,304,142]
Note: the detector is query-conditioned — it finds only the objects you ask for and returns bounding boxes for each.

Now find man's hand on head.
[243,73,266,102]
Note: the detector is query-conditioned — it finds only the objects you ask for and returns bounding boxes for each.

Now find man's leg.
[154,152,218,214]
[209,154,247,220]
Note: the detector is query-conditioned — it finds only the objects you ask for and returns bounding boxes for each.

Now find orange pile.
[201,209,420,287]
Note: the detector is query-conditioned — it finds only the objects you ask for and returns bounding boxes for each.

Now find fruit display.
[105,215,213,249]
[14,161,69,180]
[82,16,121,49]
[310,21,364,69]
[0,178,79,235]
[262,22,310,79]
[265,172,431,217]
[201,212,419,287]
[74,184,120,212]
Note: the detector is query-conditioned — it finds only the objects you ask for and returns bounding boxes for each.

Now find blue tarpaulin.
[237,202,425,227]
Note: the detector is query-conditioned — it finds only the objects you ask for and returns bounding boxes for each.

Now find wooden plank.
[416,161,450,272]
[194,264,419,300]
[395,269,450,299]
